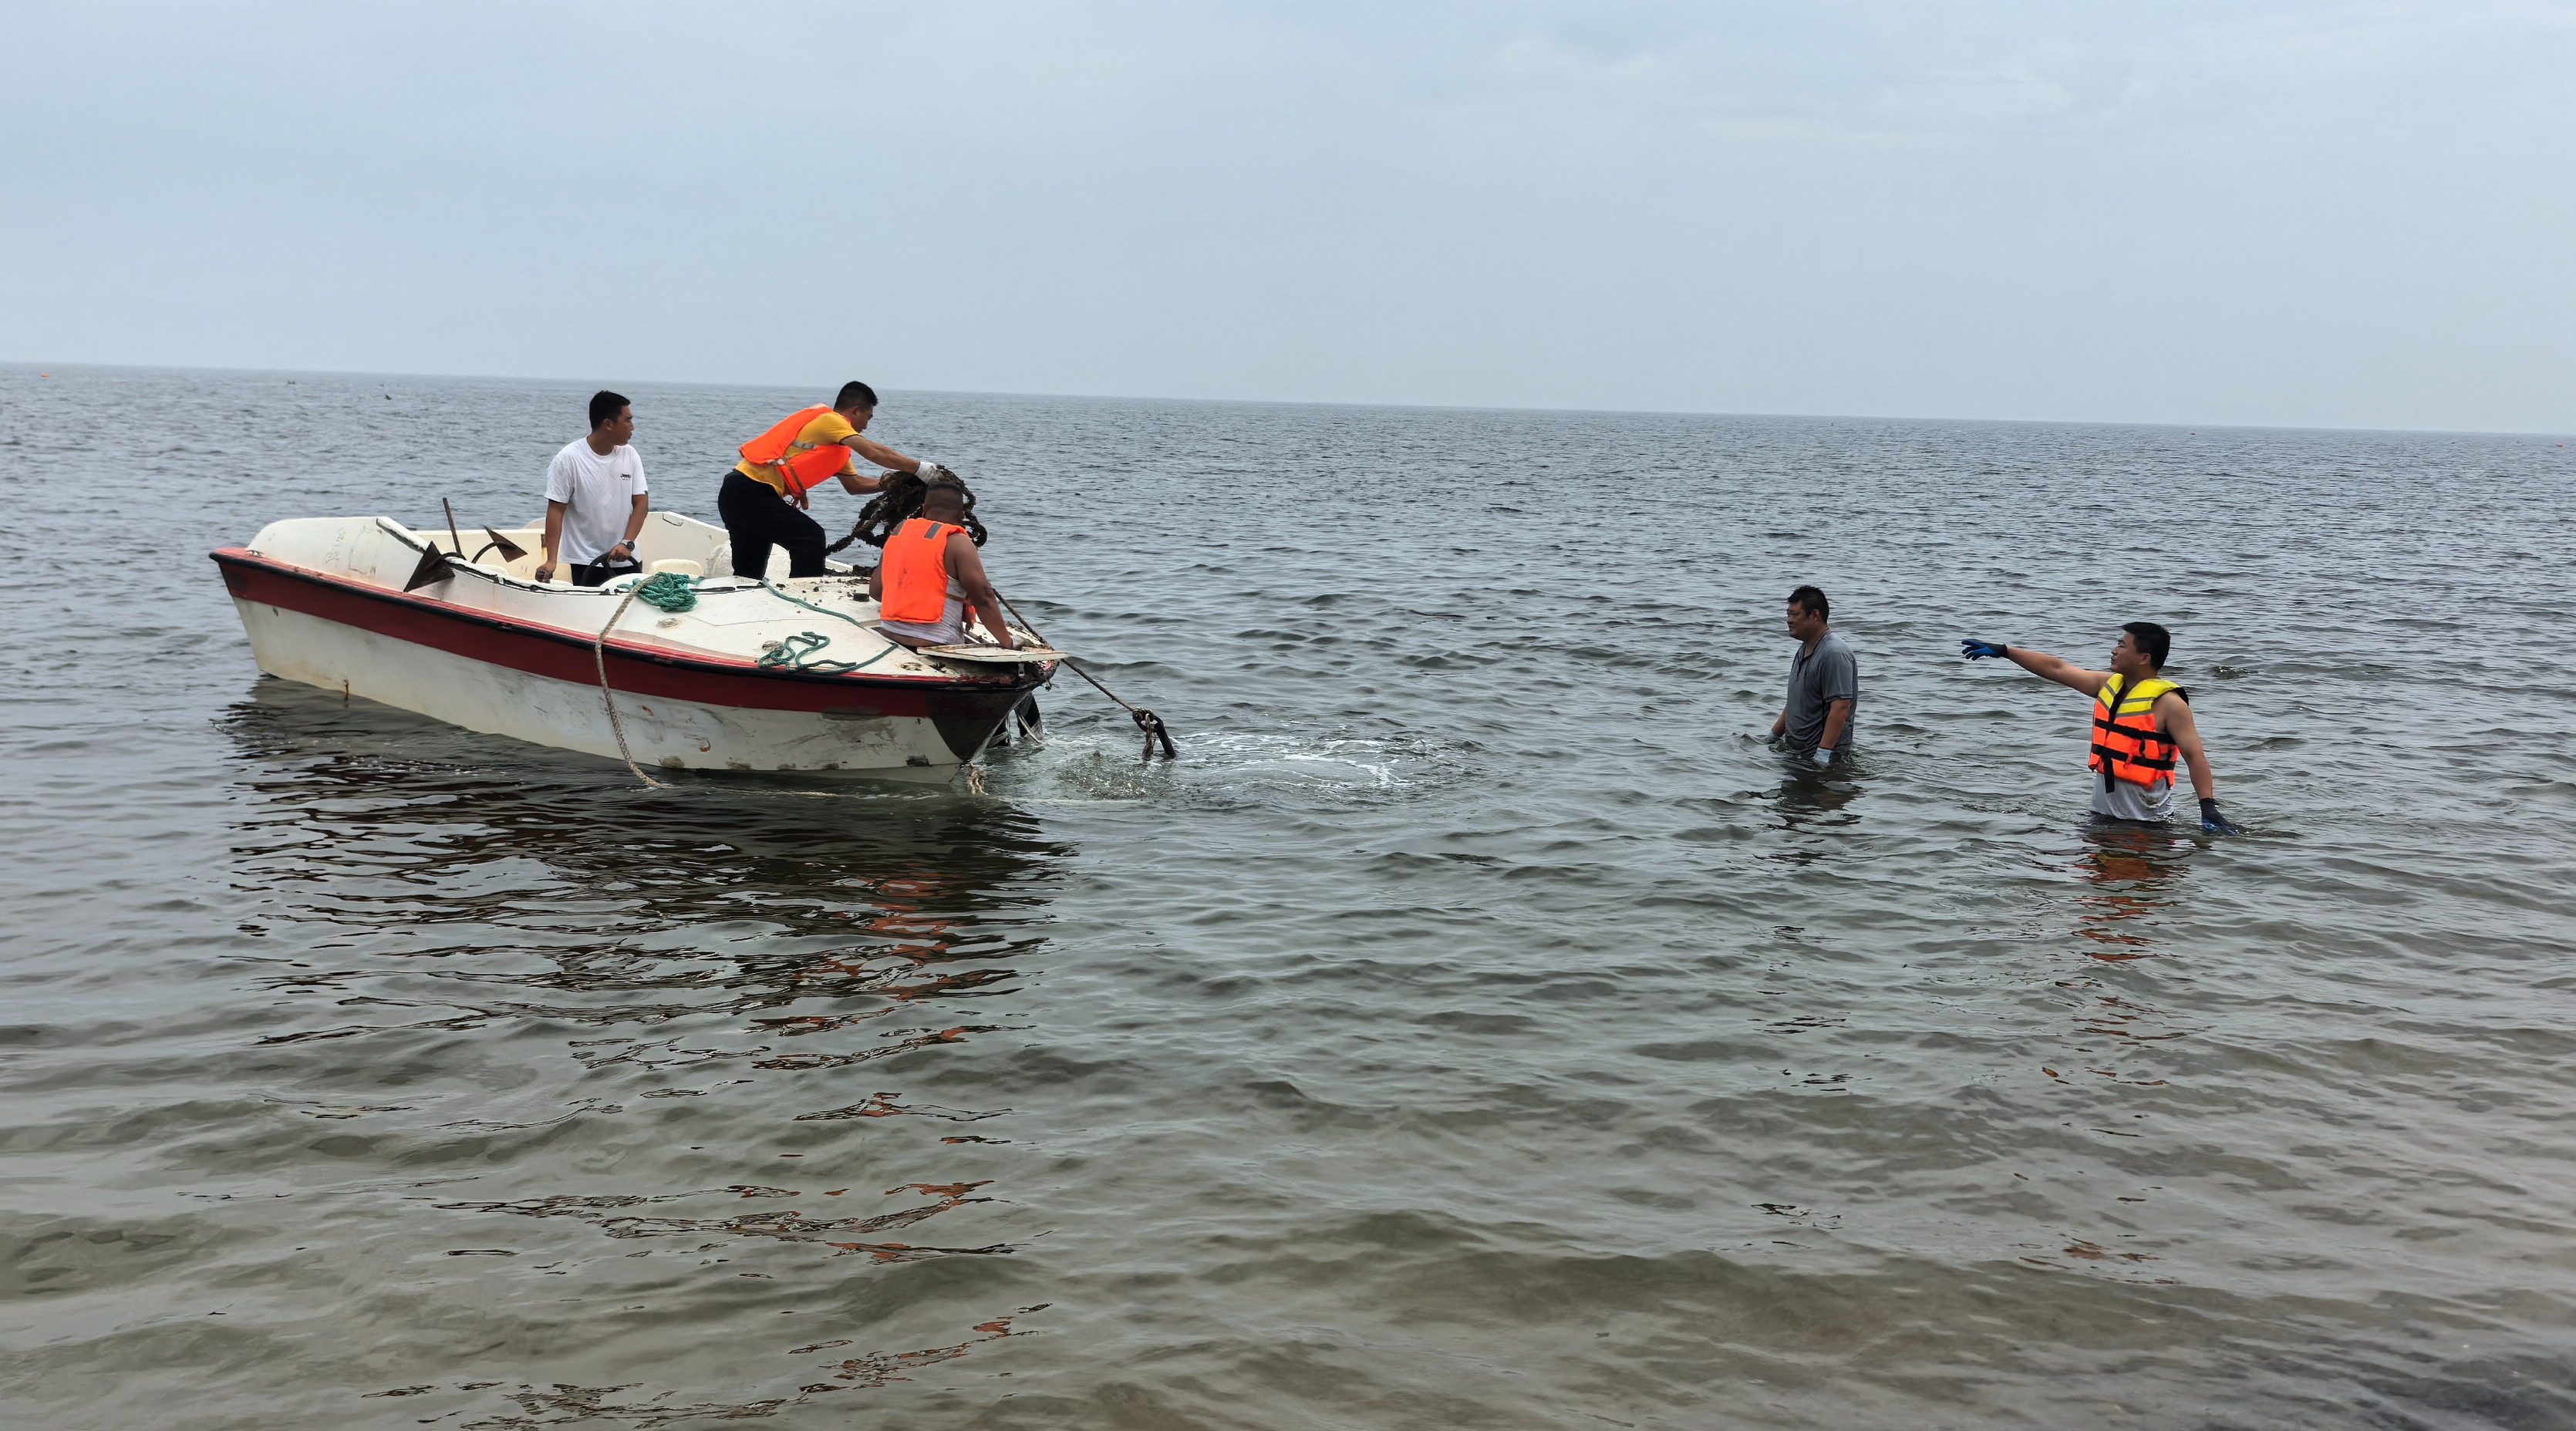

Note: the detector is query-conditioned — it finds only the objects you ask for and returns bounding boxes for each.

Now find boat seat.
[650,559,704,578]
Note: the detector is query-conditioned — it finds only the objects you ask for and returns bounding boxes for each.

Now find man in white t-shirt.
[536,390,649,585]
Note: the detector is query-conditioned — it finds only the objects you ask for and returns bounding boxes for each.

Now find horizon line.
[6,356,2570,443]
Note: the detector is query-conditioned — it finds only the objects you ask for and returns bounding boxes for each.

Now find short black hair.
[835,381,878,412]
[2122,621,2172,670]
[919,480,966,513]
[588,390,629,430]
[1788,585,1829,621]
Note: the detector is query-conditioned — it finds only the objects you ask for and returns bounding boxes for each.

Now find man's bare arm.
[1819,698,1853,752]
[840,433,927,476]
[2158,692,2217,801]
[612,493,648,561]
[1999,645,2110,697]
[537,500,568,581]
[947,537,1013,649]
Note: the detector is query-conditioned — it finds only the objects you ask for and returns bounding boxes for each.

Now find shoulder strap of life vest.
[2099,675,2180,717]
[740,406,831,465]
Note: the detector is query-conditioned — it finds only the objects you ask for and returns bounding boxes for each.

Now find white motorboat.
[211,512,1057,780]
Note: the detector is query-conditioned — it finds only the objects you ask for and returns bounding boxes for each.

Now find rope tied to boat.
[993,593,1178,762]
[592,578,668,790]
[632,571,699,612]
[753,580,906,673]
[756,631,858,673]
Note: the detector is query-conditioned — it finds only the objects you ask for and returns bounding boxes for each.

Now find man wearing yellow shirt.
[716,380,955,580]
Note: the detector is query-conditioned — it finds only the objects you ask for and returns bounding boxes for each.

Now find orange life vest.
[878,518,961,625]
[2089,675,2184,790]
[737,406,852,496]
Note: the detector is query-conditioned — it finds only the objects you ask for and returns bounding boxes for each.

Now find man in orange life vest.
[868,481,1013,650]
[1961,621,2242,834]
[717,380,953,580]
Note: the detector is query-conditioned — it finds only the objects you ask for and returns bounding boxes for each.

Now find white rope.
[592,584,665,790]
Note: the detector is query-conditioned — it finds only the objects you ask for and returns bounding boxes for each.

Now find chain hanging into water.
[994,592,1178,761]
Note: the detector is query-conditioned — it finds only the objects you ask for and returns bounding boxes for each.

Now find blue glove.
[1961,639,2009,661]
[1810,746,1833,768]
[2198,798,2240,835]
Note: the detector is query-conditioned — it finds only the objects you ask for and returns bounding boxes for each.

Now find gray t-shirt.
[2091,773,2176,822]
[1782,631,1858,755]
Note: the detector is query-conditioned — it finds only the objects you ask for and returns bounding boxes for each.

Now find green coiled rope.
[631,571,699,612]
[616,572,902,674]
[755,631,858,672]
[757,578,902,671]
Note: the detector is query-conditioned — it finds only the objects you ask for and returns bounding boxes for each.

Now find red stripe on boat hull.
[211,549,1037,720]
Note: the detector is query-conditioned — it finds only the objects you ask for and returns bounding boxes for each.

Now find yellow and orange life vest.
[878,518,961,625]
[2089,675,2184,790]
[737,406,853,496]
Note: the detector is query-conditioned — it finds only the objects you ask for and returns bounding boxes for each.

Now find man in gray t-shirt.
[1770,584,1856,767]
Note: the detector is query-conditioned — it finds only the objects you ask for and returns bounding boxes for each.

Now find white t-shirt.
[544,439,648,564]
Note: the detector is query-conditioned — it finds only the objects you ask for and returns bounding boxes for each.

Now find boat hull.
[217,549,1036,779]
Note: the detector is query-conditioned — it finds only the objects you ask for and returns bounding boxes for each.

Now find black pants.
[569,557,642,588]
[716,470,828,580]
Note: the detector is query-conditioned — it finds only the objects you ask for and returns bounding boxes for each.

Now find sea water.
[2,365,2571,1429]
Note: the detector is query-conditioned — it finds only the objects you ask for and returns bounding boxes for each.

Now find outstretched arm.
[1964,639,2109,698]
[839,434,935,484]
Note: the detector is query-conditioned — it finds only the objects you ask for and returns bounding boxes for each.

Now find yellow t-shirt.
[734,409,858,494]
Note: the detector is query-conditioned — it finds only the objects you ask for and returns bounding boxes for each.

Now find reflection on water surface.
[5,368,2574,1429]
[207,681,1070,1417]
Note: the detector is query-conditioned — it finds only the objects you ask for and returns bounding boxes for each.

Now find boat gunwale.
[209,547,1047,695]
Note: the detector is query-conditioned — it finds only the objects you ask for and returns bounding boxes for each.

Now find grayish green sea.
[3,365,2572,1428]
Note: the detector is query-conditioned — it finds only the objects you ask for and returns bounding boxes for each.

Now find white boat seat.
[649,559,704,577]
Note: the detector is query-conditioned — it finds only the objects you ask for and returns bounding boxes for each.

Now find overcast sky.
[4,2,2571,430]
